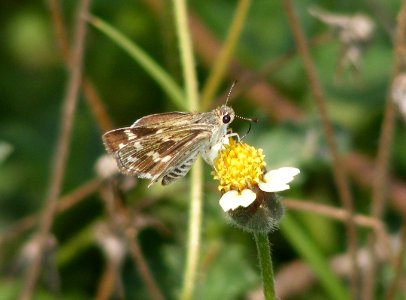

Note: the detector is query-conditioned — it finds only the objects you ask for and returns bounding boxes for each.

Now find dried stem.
[344,152,406,215]
[82,79,114,132]
[384,223,406,300]
[188,10,304,122]
[95,259,121,300]
[47,0,113,132]
[281,0,359,298]
[19,1,91,298]
[364,2,406,298]
[0,179,101,248]
[98,185,165,300]
[127,235,165,300]
[210,33,331,109]
[274,241,399,300]
[284,199,394,261]
[47,0,70,63]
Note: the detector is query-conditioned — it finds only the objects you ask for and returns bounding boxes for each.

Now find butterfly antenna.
[225,80,238,105]
[235,115,258,140]
[235,115,258,123]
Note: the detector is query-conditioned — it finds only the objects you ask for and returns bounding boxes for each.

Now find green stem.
[201,0,251,110]
[172,0,199,111]
[254,233,276,300]
[172,0,202,299]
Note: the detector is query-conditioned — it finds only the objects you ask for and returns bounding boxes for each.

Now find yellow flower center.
[212,138,266,192]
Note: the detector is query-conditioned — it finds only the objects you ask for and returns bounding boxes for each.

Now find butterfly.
[102,81,257,186]
[102,105,237,186]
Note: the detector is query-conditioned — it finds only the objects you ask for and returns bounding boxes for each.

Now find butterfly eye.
[222,114,231,124]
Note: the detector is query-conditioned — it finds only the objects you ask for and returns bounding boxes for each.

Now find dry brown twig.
[47,0,114,133]
[19,1,92,299]
[384,223,406,300]
[364,1,406,298]
[0,179,102,249]
[281,0,359,298]
[284,199,394,262]
[271,239,402,300]
[97,183,165,300]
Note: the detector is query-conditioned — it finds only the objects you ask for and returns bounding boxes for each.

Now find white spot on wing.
[138,173,152,179]
[133,142,143,151]
[147,152,160,162]
[118,143,125,149]
[126,156,137,163]
[124,129,137,140]
[162,155,171,162]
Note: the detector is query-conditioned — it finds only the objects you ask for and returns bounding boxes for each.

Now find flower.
[212,138,300,232]
[212,138,300,212]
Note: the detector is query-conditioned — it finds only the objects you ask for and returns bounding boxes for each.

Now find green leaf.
[89,15,186,110]
[281,213,349,300]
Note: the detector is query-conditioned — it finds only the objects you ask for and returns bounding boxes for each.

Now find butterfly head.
[218,105,235,125]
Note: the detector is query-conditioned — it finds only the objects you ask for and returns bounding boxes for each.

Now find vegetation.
[0,0,405,299]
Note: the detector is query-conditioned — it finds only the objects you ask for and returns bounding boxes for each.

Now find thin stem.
[176,10,304,121]
[182,158,203,300]
[127,235,165,300]
[365,1,406,298]
[284,199,395,264]
[173,0,199,111]
[0,179,101,249]
[254,233,276,300]
[284,199,386,234]
[95,260,120,300]
[281,1,359,298]
[98,185,165,300]
[172,0,202,299]
[19,1,91,299]
[201,0,251,110]
[384,223,406,300]
[20,0,90,300]
[47,0,113,132]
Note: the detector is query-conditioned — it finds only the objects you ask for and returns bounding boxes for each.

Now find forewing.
[102,127,158,154]
[132,112,191,126]
[102,124,212,184]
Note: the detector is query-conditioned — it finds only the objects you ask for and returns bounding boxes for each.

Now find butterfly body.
[102,105,235,186]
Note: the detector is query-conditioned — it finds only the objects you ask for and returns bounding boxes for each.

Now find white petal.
[259,167,300,192]
[219,191,238,212]
[239,189,257,207]
[219,189,256,212]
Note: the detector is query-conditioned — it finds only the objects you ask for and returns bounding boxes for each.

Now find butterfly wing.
[102,124,212,185]
[132,112,191,126]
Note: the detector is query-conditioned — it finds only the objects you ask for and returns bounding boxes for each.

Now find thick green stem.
[254,233,276,300]
[172,0,202,300]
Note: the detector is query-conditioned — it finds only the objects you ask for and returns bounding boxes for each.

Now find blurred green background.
[1,0,405,299]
